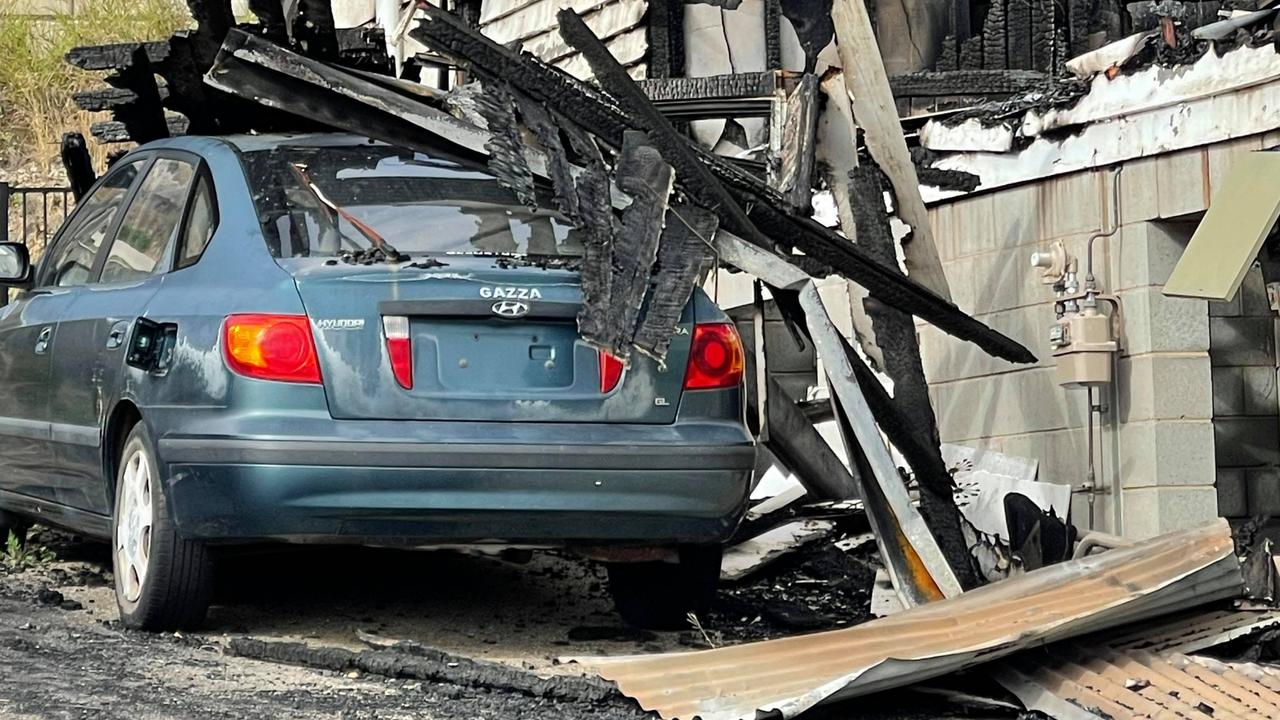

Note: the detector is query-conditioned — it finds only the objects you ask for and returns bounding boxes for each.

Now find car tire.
[112,422,213,631]
[606,545,722,630]
[0,508,31,544]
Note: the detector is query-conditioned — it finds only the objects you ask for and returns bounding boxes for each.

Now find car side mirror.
[0,242,32,287]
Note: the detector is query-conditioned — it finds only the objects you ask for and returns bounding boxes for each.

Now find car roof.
[139,132,376,155]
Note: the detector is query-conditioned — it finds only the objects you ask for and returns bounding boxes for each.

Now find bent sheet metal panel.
[580,520,1241,720]
[997,649,1280,719]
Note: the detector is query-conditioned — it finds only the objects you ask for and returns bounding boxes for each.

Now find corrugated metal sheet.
[579,520,1242,720]
[478,0,648,80]
[1105,608,1280,655]
[998,649,1280,719]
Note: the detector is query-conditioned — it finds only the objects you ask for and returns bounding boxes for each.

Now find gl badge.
[491,300,530,319]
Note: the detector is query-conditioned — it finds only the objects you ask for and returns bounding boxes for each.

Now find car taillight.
[383,315,413,390]
[599,351,624,393]
[684,322,745,390]
[223,314,321,384]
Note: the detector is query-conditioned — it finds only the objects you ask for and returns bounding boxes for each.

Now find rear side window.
[41,161,141,288]
[241,144,581,259]
[101,158,196,284]
[177,174,217,269]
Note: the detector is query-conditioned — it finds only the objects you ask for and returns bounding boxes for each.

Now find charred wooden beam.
[564,123,616,348]
[248,0,289,42]
[475,81,537,209]
[411,7,630,148]
[108,46,172,144]
[60,133,96,200]
[639,72,776,103]
[184,0,234,67]
[295,0,340,60]
[764,0,783,71]
[606,131,675,356]
[514,96,579,221]
[1031,0,1055,72]
[555,8,1035,363]
[646,0,684,78]
[634,206,717,359]
[90,116,189,144]
[73,87,142,112]
[846,164,979,589]
[760,375,860,500]
[1067,0,1091,56]
[888,69,1047,97]
[780,0,834,74]
[66,42,169,70]
[958,34,983,70]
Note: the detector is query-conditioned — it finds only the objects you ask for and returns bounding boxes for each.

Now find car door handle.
[106,320,131,349]
[34,326,52,355]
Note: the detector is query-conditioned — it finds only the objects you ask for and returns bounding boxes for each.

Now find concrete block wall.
[920,134,1280,537]
[1209,265,1280,519]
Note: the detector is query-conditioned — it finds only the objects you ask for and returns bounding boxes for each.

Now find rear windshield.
[241,143,582,259]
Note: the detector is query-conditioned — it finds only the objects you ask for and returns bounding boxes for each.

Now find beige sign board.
[1164,151,1280,300]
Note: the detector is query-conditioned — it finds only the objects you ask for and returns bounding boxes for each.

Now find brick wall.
[921,134,1280,538]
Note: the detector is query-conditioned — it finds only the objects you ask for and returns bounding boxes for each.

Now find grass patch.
[0,0,192,178]
[1,530,56,569]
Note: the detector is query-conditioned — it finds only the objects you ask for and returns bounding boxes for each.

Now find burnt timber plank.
[1030,0,1055,72]
[66,42,169,70]
[958,33,983,70]
[638,72,777,102]
[634,206,717,360]
[846,165,979,589]
[90,116,189,143]
[295,0,340,60]
[761,375,860,501]
[831,0,952,300]
[415,7,1036,363]
[564,124,616,349]
[607,131,675,356]
[515,95,579,221]
[888,69,1047,96]
[73,87,141,112]
[184,0,233,67]
[764,0,783,70]
[109,46,172,144]
[646,0,684,78]
[475,81,538,209]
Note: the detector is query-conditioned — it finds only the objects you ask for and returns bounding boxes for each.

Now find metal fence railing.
[2,182,74,306]
[2,182,75,252]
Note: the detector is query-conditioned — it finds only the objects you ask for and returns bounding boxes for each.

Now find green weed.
[1,530,56,569]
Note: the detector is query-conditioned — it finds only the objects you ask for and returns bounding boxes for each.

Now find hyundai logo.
[491,300,529,319]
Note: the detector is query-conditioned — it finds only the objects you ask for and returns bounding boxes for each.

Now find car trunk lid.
[286,256,691,423]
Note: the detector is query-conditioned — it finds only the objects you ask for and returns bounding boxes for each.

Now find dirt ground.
[0,526,1000,720]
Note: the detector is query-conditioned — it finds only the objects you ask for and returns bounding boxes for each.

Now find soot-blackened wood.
[564,124,616,350]
[1007,0,1032,69]
[108,46,172,144]
[634,206,717,360]
[408,7,1036,363]
[935,36,958,72]
[184,0,234,67]
[248,0,290,42]
[66,42,169,70]
[474,81,537,209]
[73,87,142,112]
[609,131,675,357]
[60,133,96,200]
[514,96,579,222]
[558,8,1036,364]
[638,72,776,103]
[90,117,190,144]
[295,0,340,60]
[646,0,684,78]
[888,70,1047,96]
[846,165,979,589]
[411,6,629,147]
[780,0,834,74]
[764,0,783,71]
[981,0,1007,69]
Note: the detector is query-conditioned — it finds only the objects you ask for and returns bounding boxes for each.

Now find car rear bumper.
[158,436,756,545]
